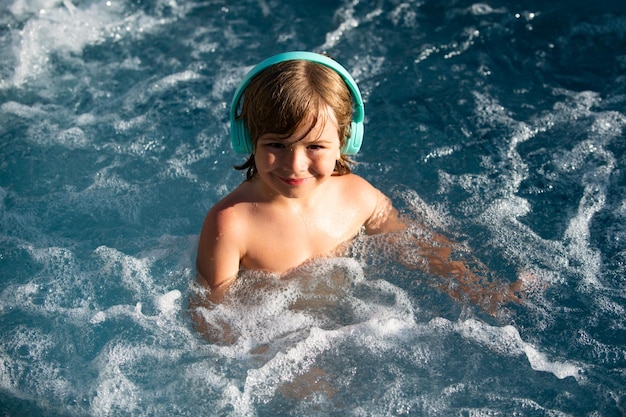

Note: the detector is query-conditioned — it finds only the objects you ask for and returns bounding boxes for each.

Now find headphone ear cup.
[342,121,363,155]
[231,119,254,154]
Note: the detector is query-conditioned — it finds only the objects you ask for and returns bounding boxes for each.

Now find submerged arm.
[392,224,525,314]
[362,191,524,313]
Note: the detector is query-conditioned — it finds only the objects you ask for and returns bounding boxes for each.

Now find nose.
[284,145,307,172]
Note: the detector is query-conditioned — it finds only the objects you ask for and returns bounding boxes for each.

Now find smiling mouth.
[278,176,309,186]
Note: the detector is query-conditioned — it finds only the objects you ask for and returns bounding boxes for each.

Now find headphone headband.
[229,51,364,155]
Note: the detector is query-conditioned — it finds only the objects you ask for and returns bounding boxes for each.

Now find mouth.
[277,176,310,186]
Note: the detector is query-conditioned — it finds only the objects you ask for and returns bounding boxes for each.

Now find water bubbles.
[90,311,107,324]
[471,4,495,15]
[155,290,181,316]
[515,11,537,20]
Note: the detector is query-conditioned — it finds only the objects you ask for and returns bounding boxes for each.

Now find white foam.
[91,343,143,416]
[113,115,149,133]
[155,290,181,316]
[395,187,452,230]
[194,257,416,355]
[318,1,383,52]
[161,137,216,181]
[55,126,90,149]
[90,311,107,324]
[456,318,582,380]
[242,326,335,403]
[19,117,94,150]
[577,328,626,365]
[0,326,70,404]
[9,0,175,87]
[9,0,65,19]
[94,246,154,296]
[199,274,319,353]
[522,343,581,380]
[90,332,192,416]
[469,3,507,15]
[12,3,108,86]
[318,4,359,51]
[389,2,417,28]
[467,89,626,297]
[0,101,46,118]
[148,70,202,94]
[192,256,424,414]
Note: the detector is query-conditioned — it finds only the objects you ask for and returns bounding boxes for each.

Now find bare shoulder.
[335,173,381,201]
[197,184,252,289]
[202,196,243,249]
[336,173,406,234]
[206,187,248,227]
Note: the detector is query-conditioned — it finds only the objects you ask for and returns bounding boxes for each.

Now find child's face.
[254,107,342,199]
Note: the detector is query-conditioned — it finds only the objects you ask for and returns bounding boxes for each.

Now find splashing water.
[1,0,625,415]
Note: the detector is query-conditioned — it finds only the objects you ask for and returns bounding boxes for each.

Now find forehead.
[260,106,339,142]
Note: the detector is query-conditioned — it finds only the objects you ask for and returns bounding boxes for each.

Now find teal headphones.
[229,51,364,155]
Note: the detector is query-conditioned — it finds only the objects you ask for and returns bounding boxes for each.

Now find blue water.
[1,0,625,415]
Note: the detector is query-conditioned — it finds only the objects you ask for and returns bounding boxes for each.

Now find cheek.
[313,152,339,172]
[254,151,277,169]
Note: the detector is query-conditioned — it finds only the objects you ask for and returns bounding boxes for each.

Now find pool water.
[1,0,625,415]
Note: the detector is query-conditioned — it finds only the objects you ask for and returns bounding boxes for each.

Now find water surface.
[1,0,625,415]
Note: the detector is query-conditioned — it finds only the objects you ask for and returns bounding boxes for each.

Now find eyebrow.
[257,134,297,145]
[257,130,311,145]
[257,135,335,146]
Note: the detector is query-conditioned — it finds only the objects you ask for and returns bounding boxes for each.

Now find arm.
[364,189,408,235]
[189,206,243,343]
[196,206,242,302]
[360,185,523,313]
[395,225,525,314]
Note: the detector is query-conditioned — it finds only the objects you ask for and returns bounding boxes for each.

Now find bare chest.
[241,206,363,273]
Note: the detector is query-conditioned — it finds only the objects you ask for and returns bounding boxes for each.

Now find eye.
[265,142,286,149]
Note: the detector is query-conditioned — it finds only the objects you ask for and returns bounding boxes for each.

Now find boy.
[197,52,405,301]
[196,52,525,308]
